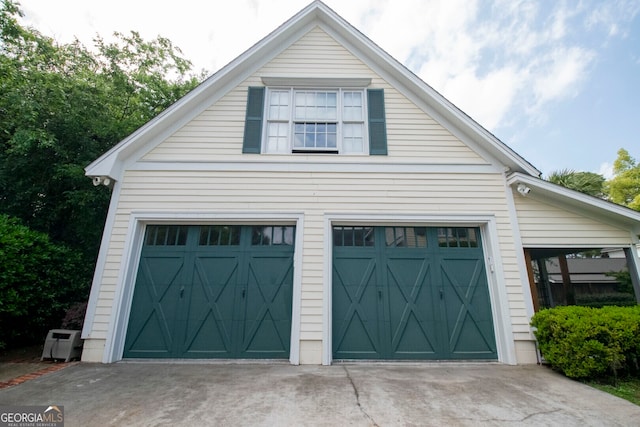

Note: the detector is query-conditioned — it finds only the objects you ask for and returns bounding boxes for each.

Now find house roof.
[545,258,627,284]
[85,0,541,180]
[507,172,640,235]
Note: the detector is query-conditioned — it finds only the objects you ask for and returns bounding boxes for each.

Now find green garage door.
[124,225,295,359]
[332,226,497,360]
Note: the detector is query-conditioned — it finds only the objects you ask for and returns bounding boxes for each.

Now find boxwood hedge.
[531,305,640,379]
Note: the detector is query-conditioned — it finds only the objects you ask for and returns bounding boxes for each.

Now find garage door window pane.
[199,226,241,246]
[333,226,374,247]
[385,227,427,248]
[438,227,478,248]
[252,226,295,246]
[145,225,188,246]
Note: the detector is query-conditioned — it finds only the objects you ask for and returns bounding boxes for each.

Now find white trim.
[507,172,640,233]
[81,180,122,339]
[503,173,536,322]
[102,210,305,364]
[321,213,516,365]
[481,219,517,365]
[262,87,368,155]
[522,244,632,249]
[129,161,500,174]
[261,77,372,87]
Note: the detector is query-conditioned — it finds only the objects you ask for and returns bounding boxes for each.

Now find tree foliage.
[0,0,202,266]
[546,149,639,212]
[0,215,86,348]
[547,169,606,198]
[607,149,640,211]
[0,0,204,346]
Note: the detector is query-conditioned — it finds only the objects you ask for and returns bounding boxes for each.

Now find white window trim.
[262,87,370,156]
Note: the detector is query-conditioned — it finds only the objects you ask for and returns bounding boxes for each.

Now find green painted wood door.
[332,226,497,360]
[124,225,294,359]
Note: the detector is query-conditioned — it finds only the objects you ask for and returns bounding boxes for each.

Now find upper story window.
[242,84,387,156]
[265,89,364,154]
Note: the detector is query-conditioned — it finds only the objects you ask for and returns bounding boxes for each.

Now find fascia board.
[508,172,640,234]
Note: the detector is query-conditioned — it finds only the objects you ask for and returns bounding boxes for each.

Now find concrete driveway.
[1,362,639,426]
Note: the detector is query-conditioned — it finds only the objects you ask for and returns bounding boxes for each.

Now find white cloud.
[599,162,614,179]
[17,0,638,137]
[586,0,640,38]
[531,46,595,109]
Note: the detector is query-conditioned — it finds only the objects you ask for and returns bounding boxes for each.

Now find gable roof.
[85,0,540,179]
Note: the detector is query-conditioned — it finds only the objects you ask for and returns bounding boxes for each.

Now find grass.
[588,378,640,406]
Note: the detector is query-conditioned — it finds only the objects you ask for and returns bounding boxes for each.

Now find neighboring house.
[535,257,630,307]
[81,1,640,365]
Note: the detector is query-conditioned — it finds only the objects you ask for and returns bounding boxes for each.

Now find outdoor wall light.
[92,176,113,187]
[517,183,531,196]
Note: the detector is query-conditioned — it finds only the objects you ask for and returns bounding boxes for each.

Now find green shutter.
[242,87,265,154]
[367,89,387,155]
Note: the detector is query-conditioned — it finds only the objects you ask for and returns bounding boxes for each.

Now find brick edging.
[0,362,78,389]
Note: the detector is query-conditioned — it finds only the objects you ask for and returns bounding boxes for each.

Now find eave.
[85,0,541,181]
[507,172,640,236]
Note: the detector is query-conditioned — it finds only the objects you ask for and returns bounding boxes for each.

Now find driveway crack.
[343,366,379,427]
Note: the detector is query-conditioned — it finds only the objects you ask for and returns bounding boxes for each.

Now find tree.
[0,215,85,348]
[0,0,203,267]
[607,149,640,211]
[547,169,606,198]
[0,1,205,347]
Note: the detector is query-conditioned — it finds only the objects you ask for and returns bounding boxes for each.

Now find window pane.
[333,226,374,246]
[326,124,336,148]
[268,90,289,120]
[199,226,240,246]
[252,226,295,246]
[343,91,363,121]
[295,91,337,120]
[385,227,427,248]
[317,132,326,147]
[294,122,337,149]
[145,225,188,246]
[437,227,479,248]
[343,123,364,153]
[267,122,289,152]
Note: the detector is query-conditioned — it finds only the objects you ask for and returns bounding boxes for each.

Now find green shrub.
[0,215,88,349]
[531,305,640,379]
[575,293,637,308]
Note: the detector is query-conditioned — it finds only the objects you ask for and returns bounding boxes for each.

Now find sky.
[18,0,640,177]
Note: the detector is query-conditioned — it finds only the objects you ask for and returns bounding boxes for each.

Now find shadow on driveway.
[1,362,638,426]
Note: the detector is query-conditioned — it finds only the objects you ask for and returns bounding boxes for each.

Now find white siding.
[142,27,487,166]
[88,170,530,347]
[514,190,632,247]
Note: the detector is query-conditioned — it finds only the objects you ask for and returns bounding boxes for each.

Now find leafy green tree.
[607,149,640,211]
[0,1,205,346]
[0,0,203,266]
[0,215,86,348]
[547,169,606,198]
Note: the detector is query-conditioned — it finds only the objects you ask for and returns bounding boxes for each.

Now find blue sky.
[19,0,640,177]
